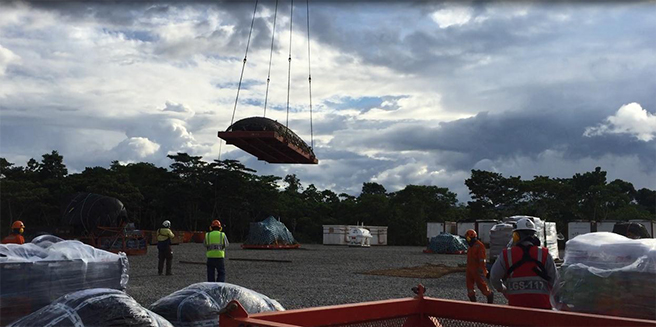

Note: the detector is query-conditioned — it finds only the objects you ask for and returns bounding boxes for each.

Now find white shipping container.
[323,225,388,245]
[323,225,348,245]
[371,226,388,245]
[568,221,593,240]
[445,222,457,235]
[457,222,475,238]
[476,221,498,245]
[596,221,618,233]
[426,222,445,241]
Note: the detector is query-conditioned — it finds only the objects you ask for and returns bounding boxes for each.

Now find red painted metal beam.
[218,131,318,164]
[421,298,655,326]
[250,136,298,163]
[222,134,280,163]
[220,296,656,327]
[220,298,422,327]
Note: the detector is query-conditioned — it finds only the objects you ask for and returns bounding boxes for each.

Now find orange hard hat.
[12,221,25,229]
[465,229,477,240]
[211,220,222,228]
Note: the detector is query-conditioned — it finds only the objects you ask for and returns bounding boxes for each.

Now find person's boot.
[487,293,494,304]
[468,294,477,302]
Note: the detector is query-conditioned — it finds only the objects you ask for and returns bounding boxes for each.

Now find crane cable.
[306,0,314,150]
[230,0,259,128]
[223,0,315,159]
[285,0,294,130]
[263,0,279,117]
[221,0,259,161]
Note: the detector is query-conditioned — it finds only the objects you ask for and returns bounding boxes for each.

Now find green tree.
[465,170,522,219]
[388,185,458,245]
[635,188,656,215]
[39,151,68,180]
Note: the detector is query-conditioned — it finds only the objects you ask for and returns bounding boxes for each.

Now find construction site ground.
[127,243,508,309]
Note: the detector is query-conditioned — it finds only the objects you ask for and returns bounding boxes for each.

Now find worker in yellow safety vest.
[157,220,175,276]
[205,220,229,282]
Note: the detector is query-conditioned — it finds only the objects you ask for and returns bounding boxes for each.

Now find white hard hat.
[514,218,536,232]
[162,220,171,228]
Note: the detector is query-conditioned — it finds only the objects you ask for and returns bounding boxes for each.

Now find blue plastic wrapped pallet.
[0,235,129,326]
[149,282,284,327]
[428,232,468,254]
[244,216,297,246]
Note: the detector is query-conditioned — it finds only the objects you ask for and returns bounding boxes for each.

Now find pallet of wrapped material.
[0,235,128,326]
[553,232,656,320]
[489,223,514,261]
[427,232,468,254]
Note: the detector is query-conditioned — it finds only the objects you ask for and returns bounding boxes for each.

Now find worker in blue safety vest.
[205,220,229,282]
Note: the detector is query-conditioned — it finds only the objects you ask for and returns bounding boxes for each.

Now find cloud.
[1,1,655,202]
[162,101,194,114]
[112,137,161,159]
[431,6,473,29]
[472,149,656,194]
[0,44,20,75]
[584,103,656,142]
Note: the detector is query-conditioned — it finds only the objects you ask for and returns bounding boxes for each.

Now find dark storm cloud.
[308,2,656,77]
[330,108,656,173]
[306,3,559,74]
[24,1,282,59]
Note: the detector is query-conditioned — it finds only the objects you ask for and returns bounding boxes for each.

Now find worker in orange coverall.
[465,229,493,303]
[2,221,26,244]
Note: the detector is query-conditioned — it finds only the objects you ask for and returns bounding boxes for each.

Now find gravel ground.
[127,243,508,309]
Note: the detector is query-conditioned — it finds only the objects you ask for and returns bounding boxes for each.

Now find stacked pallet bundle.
[552,232,656,320]
[0,235,129,326]
[489,223,514,261]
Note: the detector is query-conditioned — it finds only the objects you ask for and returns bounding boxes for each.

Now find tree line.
[1,151,654,245]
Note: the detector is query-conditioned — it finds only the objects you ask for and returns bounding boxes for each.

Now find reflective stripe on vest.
[504,276,549,295]
[206,231,225,258]
[502,246,552,309]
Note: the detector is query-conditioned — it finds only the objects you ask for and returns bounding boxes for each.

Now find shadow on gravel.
[359,264,466,279]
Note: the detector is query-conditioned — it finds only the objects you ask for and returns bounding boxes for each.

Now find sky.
[1,0,655,202]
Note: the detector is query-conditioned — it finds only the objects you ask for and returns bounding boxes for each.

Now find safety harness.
[505,244,551,282]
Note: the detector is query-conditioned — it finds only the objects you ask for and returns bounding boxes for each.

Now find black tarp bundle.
[62,193,128,233]
[7,288,171,327]
[612,222,651,239]
[227,117,315,157]
[149,282,284,327]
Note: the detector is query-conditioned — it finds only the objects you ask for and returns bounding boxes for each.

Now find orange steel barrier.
[219,285,655,327]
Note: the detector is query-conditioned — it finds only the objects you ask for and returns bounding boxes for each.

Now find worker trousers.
[158,250,172,275]
[466,270,491,297]
[207,257,225,282]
